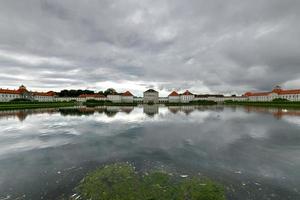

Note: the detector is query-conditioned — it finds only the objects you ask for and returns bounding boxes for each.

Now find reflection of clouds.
[283,116,300,127]
[0,114,83,159]
[0,106,273,160]
[247,125,268,139]
[0,106,300,184]
[94,107,147,123]
[0,138,70,158]
[0,106,300,199]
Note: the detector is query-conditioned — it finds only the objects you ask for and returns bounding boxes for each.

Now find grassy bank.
[0,101,76,110]
[73,163,225,200]
[165,100,217,106]
[83,100,138,107]
[224,100,300,108]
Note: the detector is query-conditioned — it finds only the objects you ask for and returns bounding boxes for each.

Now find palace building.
[168,91,180,103]
[143,89,159,104]
[2,85,299,104]
[243,86,300,102]
[107,91,134,103]
[180,90,195,103]
[121,91,134,103]
[78,94,106,101]
[0,85,56,102]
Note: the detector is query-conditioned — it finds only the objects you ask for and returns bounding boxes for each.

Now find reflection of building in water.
[106,106,120,112]
[0,108,58,122]
[105,106,120,117]
[121,106,134,114]
[60,108,95,116]
[244,106,300,119]
[180,106,195,115]
[143,105,159,116]
[168,105,223,115]
[15,112,27,121]
[168,106,181,114]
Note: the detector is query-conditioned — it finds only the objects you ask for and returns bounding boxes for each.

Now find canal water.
[0,105,300,200]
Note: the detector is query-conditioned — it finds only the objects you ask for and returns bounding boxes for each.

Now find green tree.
[104,88,116,96]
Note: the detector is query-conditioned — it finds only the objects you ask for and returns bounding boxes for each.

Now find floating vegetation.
[74,163,226,200]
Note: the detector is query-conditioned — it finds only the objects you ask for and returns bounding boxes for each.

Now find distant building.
[168,91,180,103]
[159,97,168,103]
[79,94,106,101]
[0,85,56,102]
[107,91,134,103]
[244,86,300,102]
[143,89,159,104]
[107,93,122,103]
[33,91,56,102]
[180,90,195,103]
[121,91,134,103]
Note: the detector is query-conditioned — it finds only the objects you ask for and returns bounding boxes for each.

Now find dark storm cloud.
[0,0,299,94]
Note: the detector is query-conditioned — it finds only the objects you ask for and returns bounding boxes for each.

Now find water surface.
[0,105,300,200]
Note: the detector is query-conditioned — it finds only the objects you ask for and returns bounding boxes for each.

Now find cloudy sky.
[0,0,299,96]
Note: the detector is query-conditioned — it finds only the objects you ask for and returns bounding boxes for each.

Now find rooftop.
[122,91,133,96]
[168,91,179,96]
[244,87,300,97]
[182,90,193,95]
[144,89,158,93]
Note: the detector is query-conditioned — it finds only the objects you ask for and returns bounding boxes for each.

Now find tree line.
[58,88,117,97]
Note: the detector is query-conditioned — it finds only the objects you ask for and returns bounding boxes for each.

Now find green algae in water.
[75,163,226,200]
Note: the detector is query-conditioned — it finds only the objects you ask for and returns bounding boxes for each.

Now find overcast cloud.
[0,0,299,96]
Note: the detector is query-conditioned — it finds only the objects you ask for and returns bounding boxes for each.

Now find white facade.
[168,91,180,103]
[81,95,107,101]
[169,96,180,102]
[33,95,55,102]
[107,94,122,103]
[244,86,300,102]
[159,97,168,103]
[121,96,134,103]
[247,92,300,102]
[0,85,54,102]
[143,89,159,104]
[180,91,195,103]
[55,97,82,102]
[0,93,21,102]
[180,95,194,103]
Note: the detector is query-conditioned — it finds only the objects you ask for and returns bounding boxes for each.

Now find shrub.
[75,163,226,200]
[9,98,32,103]
[272,98,290,102]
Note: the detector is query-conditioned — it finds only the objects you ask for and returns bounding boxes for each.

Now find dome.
[272,85,282,93]
[17,85,28,93]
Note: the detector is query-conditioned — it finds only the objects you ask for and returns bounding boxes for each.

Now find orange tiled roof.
[169,91,179,96]
[244,88,300,97]
[33,91,56,97]
[0,89,21,94]
[278,89,300,95]
[122,91,133,96]
[182,90,193,95]
[244,92,271,97]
